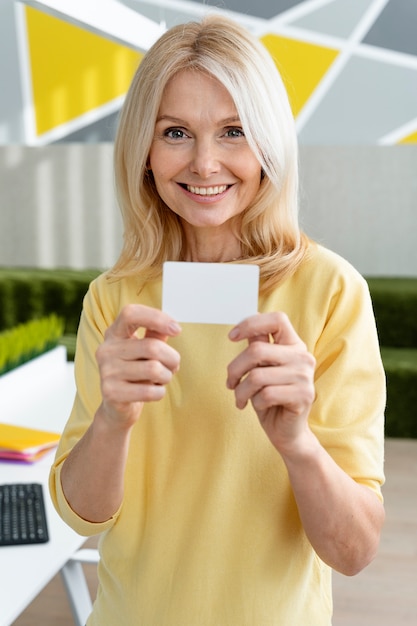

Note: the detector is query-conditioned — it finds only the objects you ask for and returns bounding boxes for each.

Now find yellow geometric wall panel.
[1,1,413,144]
[261,34,339,118]
[25,7,142,136]
[398,129,417,145]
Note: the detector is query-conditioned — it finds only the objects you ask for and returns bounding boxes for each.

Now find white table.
[0,348,87,626]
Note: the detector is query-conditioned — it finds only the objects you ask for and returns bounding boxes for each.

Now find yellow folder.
[0,423,60,462]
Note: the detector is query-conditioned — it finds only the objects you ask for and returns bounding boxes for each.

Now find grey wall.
[0,0,25,143]
[0,145,122,269]
[0,145,416,276]
[299,146,417,276]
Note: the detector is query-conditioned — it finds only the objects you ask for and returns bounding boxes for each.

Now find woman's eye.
[225,127,245,138]
[164,128,188,140]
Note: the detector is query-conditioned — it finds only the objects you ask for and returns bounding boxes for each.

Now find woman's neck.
[181,225,242,263]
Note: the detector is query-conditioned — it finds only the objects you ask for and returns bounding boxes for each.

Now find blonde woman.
[50,15,385,626]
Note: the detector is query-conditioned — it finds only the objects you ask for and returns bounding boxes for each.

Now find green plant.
[0,314,64,376]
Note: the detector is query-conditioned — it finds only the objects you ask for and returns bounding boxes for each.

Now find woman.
[50,15,385,626]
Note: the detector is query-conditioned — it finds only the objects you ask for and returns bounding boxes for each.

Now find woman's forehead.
[157,70,239,124]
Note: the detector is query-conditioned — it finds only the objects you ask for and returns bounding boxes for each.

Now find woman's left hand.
[226,312,316,453]
[228,312,385,576]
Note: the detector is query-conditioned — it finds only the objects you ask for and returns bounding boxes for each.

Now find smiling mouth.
[180,184,230,196]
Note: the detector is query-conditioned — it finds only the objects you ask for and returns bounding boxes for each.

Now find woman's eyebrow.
[155,114,241,125]
[155,115,187,125]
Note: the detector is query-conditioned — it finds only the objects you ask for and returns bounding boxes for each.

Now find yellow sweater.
[50,245,385,626]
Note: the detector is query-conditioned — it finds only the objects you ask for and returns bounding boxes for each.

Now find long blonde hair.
[111,14,310,292]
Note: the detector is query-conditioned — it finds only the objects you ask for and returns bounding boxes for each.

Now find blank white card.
[162,262,259,324]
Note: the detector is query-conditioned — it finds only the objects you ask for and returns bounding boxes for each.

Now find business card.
[162,261,259,324]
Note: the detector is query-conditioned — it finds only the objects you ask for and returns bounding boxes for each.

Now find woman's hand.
[60,305,181,523]
[226,312,316,453]
[96,304,181,428]
[227,313,385,574]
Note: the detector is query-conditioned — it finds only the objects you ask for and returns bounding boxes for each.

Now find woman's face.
[148,70,262,242]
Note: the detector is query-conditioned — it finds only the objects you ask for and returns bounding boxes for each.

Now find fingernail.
[168,321,182,334]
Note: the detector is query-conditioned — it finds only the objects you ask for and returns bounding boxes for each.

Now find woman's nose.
[189,139,221,179]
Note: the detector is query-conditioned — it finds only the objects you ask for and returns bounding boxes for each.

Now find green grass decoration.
[0,314,64,376]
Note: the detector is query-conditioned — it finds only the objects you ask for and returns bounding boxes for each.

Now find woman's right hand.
[95,304,181,428]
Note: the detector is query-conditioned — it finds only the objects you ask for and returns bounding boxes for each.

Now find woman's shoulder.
[262,245,374,343]
[85,269,162,313]
[298,243,367,290]
[268,243,371,314]
[88,270,148,297]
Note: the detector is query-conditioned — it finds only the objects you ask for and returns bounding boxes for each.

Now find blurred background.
[0,0,416,275]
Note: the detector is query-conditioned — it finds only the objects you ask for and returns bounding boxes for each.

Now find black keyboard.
[0,483,49,546]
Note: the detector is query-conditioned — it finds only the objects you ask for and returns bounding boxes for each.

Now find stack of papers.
[0,423,60,463]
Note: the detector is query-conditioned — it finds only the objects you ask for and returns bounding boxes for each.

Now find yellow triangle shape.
[25,7,143,136]
[398,129,417,144]
[261,34,339,117]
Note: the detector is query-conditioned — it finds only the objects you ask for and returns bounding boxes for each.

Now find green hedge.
[366,278,417,348]
[366,278,417,439]
[0,268,416,438]
[380,347,417,439]
[0,268,100,334]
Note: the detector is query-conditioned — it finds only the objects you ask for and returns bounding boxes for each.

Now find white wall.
[0,145,416,276]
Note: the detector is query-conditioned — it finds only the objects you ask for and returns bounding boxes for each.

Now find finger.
[101,378,167,407]
[108,358,175,388]
[232,360,315,411]
[118,343,180,381]
[232,365,289,409]
[251,384,313,415]
[247,333,270,346]
[99,349,179,408]
[97,336,181,375]
[107,304,181,340]
[227,342,291,390]
[145,328,169,341]
[229,312,301,346]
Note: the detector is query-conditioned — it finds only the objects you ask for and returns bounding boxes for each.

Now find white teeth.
[187,185,228,196]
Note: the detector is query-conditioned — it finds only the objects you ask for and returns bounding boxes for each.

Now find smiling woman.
[112,15,307,289]
[50,14,385,626]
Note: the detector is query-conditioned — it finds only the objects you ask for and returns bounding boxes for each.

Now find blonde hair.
[111,14,310,293]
